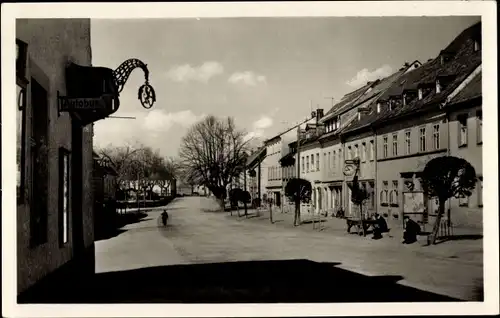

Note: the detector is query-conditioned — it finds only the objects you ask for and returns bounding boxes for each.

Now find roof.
[340,22,482,135]
[264,117,311,145]
[321,86,371,122]
[246,147,266,167]
[448,72,482,105]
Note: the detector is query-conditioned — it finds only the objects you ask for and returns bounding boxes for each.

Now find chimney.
[316,108,324,122]
[404,62,410,67]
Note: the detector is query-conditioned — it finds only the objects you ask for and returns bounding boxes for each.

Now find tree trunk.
[360,203,366,237]
[430,199,446,245]
[268,202,273,223]
[294,197,301,226]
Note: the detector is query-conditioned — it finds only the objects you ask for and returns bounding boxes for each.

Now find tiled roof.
[449,72,482,105]
[341,21,481,134]
[321,83,373,122]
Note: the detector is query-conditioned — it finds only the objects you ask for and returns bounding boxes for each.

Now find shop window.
[380,181,389,206]
[390,181,399,207]
[59,148,70,246]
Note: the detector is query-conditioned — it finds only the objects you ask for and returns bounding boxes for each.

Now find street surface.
[94,196,483,302]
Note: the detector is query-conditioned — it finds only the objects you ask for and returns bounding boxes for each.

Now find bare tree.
[179,115,250,210]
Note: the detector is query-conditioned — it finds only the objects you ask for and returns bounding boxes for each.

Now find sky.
[91,16,480,157]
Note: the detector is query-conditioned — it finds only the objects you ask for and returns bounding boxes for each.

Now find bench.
[346,218,378,236]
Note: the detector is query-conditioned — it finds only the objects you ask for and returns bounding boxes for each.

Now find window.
[418,88,423,100]
[383,136,388,158]
[433,124,440,149]
[436,80,442,94]
[310,154,314,171]
[306,156,309,172]
[478,176,483,207]
[405,131,411,154]
[316,153,320,171]
[327,152,331,171]
[380,181,389,206]
[477,110,482,144]
[301,157,305,173]
[333,151,336,169]
[324,153,327,171]
[377,103,381,113]
[347,146,352,160]
[392,134,398,156]
[59,149,70,246]
[361,143,366,162]
[419,127,426,152]
[458,115,468,147]
[30,78,49,247]
[369,140,374,161]
[354,144,359,159]
[390,181,399,206]
[368,181,375,209]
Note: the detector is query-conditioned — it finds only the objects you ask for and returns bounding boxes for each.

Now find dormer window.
[439,52,453,65]
[436,79,442,94]
[474,40,481,52]
[418,88,423,100]
[377,102,381,113]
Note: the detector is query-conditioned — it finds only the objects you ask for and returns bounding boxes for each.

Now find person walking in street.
[161,210,169,227]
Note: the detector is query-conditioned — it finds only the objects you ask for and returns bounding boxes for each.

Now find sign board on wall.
[58,96,107,112]
[403,191,425,214]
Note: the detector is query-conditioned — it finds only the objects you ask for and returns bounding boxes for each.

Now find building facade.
[277,21,482,230]
[16,19,95,296]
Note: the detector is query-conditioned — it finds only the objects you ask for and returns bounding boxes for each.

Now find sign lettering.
[59,97,107,112]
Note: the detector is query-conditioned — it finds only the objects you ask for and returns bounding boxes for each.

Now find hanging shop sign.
[58,96,108,112]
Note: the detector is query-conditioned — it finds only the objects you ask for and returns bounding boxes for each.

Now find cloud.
[346,64,393,88]
[166,61,224,83]
[143,109,205,133]
[93,109,206,154]
[228,71,267,86]
[245,115,273,141]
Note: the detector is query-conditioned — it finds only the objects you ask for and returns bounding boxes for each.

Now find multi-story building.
[339,21,482,228]
[280,21,482,230]
[16,18,157,300]
[259,116,317,209]
[16,19,95,298]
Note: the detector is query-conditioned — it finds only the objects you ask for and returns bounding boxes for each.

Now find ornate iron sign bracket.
[113,58,156,109]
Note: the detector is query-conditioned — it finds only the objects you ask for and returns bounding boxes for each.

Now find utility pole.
[243,167,248,217]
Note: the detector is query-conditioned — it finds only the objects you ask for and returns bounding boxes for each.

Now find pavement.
[91,196,483,302]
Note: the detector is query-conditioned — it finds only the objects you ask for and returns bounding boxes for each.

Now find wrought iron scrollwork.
[113,58,156,109]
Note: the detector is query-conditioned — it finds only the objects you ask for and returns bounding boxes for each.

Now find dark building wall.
[16,19,94,295]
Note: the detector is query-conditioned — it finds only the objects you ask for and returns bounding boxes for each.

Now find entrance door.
[71,120,85,256]
[275,191,281,207]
